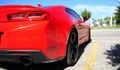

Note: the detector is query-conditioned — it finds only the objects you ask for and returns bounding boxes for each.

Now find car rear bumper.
[0,50,52,64]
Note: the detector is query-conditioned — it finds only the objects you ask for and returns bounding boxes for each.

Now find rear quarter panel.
[44,8,75,59]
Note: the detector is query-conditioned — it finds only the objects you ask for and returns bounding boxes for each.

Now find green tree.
[114,6,120,25]
[81,9,91,20]
[104,17,110,25]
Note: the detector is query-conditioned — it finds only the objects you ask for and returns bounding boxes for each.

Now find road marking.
[83,41,99,70]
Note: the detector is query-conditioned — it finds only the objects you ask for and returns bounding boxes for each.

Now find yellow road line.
[83,41,99,70]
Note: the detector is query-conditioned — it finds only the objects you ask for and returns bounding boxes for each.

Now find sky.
[0,0,120,19]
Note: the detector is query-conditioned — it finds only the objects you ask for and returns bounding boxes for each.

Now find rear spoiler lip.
[0,5,35,9]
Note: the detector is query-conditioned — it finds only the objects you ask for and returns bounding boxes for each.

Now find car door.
[77,18,89,45]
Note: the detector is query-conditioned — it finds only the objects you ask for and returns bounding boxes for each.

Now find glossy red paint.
[0,5,90,62]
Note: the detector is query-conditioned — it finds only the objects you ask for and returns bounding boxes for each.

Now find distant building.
[85,18,94,27]
[95,21,101,27]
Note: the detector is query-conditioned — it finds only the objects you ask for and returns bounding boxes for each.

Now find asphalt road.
[0,29,120,70]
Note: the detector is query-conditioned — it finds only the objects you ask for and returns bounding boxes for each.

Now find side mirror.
[83,16,88,22]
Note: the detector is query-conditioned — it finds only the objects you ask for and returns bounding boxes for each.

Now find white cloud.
[72,4,116,19]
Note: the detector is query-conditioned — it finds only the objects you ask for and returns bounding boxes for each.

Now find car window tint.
[65,8,82,20]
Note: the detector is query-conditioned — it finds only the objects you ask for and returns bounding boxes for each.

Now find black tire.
[62,29,79,66]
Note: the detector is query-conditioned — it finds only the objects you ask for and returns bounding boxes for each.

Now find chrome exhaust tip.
[20,56,33,66]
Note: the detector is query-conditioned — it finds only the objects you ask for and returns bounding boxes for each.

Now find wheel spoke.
[63,30,79,66]
[69,32,78,62]
[72,47,78,61]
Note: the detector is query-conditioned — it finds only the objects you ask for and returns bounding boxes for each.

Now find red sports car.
[0,4,91,66]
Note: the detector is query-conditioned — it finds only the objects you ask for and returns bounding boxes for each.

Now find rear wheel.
[62,29,79,66]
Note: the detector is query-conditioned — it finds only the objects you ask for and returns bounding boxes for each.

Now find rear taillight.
[28,12,50,21]
[7,12,50,21]
[7,13,27,21]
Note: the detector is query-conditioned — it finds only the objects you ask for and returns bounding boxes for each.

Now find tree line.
[80,6,120,25]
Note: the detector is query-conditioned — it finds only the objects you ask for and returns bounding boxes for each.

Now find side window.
[65,8,82,20]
